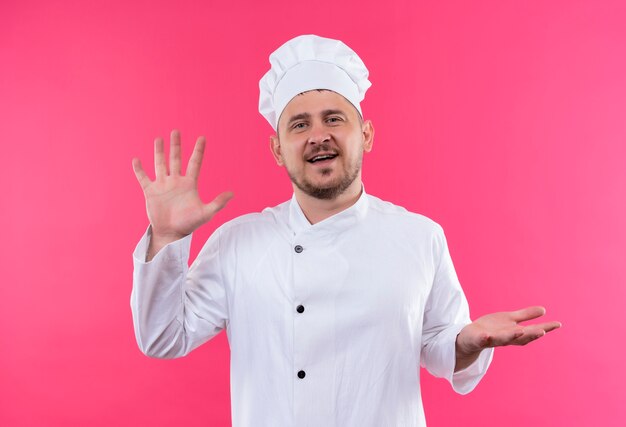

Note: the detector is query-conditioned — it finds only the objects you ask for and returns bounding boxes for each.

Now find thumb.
[202,191,234,221]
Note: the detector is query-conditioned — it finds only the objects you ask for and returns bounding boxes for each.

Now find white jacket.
[131,190,493,426]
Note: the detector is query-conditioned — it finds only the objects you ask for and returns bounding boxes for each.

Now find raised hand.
[132,130,233,260]
[455,306,561,371]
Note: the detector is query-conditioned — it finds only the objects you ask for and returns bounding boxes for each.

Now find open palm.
[457,306,561,356]
[132,130,232,252]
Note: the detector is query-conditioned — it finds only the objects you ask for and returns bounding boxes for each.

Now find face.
[270,90,374,200]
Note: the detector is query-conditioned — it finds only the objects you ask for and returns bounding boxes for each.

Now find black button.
[297,370,306,379]
[294,245,303,253]
[296,305,305,313]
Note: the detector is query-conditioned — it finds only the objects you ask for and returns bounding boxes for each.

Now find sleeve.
[419,224,494,394]
[130,225,229,359]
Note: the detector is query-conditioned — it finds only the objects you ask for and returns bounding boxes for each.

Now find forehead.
[278,90,358,126]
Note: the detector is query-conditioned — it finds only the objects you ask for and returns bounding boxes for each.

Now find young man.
[131,35,561,426]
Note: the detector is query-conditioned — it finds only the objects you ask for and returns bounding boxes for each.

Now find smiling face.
[270,90,374,200]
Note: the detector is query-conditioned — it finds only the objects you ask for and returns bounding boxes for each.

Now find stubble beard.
[286,155,363,200]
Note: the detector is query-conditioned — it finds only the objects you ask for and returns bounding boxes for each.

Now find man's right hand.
[132,129,233,261]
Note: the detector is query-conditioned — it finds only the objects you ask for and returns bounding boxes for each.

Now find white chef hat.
[258,34,372,131]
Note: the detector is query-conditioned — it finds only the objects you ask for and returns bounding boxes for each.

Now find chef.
[131,34,561,426]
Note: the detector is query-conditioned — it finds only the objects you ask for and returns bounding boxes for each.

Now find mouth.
[307,152,338,164]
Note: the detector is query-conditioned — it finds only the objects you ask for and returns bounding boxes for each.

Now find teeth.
[310,154,336,162]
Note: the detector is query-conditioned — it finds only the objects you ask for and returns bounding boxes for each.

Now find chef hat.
[258,34,372,131]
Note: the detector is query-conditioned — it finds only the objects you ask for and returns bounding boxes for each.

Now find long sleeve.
[130,226,229,359]
[420,225,494,394]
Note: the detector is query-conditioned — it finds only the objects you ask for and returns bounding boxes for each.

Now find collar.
[287,185,369,235]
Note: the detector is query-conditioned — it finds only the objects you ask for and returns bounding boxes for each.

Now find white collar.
[287,185,369,235]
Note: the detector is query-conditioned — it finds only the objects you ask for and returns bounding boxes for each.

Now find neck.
[294,179,363,225]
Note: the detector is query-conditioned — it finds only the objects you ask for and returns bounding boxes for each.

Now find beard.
[286,153,363,200]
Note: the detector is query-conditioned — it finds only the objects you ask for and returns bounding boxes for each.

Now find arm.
[420,225,494,394]
[130,130,233,358]
[131,225,228,358]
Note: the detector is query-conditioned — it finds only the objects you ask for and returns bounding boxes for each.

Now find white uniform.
[131,190,494,426]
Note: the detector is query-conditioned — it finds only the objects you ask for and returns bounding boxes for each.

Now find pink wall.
[2,0,624,425]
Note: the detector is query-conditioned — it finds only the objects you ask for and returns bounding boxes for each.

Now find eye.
[291,122,307,130]
[326,116,343,124]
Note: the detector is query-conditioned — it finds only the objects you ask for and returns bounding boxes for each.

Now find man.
[131,35,561,426]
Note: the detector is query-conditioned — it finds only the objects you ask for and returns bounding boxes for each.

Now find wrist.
[146,227,188,261]
[455,332,484,372]
[455,327,484,358]
[149,226,187,244]
[150,233,186,247]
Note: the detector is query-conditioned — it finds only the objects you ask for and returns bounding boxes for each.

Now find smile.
[307,153,338,163]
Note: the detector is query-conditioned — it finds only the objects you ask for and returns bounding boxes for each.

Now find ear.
[269,135,284,166]
[362,120,374,153]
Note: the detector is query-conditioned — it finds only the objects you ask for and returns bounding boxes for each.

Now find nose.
[307,120,331,144]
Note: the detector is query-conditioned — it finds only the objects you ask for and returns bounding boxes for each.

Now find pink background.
[2,0,624,425]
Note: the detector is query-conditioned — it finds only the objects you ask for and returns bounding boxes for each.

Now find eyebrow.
[286,112,311,127]
[286,109,348,127]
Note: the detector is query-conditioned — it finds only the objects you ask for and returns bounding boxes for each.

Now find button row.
[294,245,305,380]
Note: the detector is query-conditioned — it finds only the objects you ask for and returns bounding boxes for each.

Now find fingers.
[170,129,182,175]
[545,321,562,332]
[531,321,562,334]
[483,327,525,347]
[510,321,562,346]
[132,158,152,190]
[512,331,545,346]
[154,137,167,178]
[510,306,546,323]
[187,136,206,180]
[202,191,234,221]
[152,131,209,180]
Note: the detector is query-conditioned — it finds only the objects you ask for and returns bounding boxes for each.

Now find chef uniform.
[131,34,494,427]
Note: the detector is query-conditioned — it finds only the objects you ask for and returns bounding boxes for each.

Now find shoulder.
[365,194,444,236]
[362,194,448,263]
[198,200,290,256]
[214,199,290,238]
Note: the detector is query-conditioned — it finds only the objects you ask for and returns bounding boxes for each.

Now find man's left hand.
[454,306,561,371]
